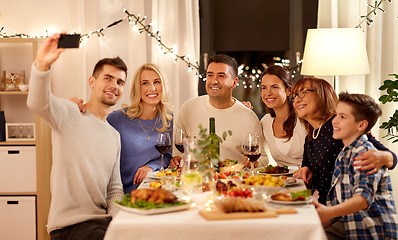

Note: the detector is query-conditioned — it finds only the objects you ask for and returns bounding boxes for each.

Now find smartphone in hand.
[57,34,81,48]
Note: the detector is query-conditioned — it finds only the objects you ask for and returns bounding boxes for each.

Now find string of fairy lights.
[0,1,392,89]
[0,9,201,78]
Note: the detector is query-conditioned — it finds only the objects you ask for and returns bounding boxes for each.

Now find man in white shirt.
[27,33,126,240]
[170,54,267,167]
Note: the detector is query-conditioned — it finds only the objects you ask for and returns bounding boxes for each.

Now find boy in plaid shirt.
[314,92,397,239]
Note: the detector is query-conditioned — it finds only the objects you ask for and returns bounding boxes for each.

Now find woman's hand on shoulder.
[133,165,153,186]
[69,96,86,113]
[354,149,393,175]
[241,101,253,110]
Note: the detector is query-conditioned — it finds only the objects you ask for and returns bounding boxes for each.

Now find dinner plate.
[149,171,180,180]
[113,202,190,215]
[285,178,298,186]
[257,166,298,176]
[267,198,312,205]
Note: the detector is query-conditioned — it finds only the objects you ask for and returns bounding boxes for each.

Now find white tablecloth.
[105,204,326,240]
[106,176,326,240]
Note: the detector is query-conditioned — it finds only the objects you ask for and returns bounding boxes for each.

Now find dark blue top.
[107,109,173,193]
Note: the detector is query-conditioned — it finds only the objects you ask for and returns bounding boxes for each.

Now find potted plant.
[379,73,398,143]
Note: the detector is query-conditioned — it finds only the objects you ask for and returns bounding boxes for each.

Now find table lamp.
[300,28,370,91]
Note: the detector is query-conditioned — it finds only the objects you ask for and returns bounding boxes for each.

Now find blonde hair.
[122,63,173,132]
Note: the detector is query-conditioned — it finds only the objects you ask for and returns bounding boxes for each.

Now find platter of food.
[150,168,182,180]
[268,190,312,205]
[241,174,286,195]
[114,188,190,215]
[285,177,299,186]
[268,198,312,205]
[114,201,189,215]
[257,165,296,176]
[219,159,244,173]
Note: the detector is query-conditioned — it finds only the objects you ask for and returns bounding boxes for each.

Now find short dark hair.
[338,92,382,133]
[208,54,238,78]
[92,56,127,78]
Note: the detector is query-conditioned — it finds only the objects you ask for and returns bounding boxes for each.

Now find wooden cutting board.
[274,208,298,214]
[198,207,297,220]
[199,208,278,220]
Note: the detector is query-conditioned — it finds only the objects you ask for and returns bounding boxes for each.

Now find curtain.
[0,0,199,114]
[317,0,398,202]
[317,0,397,149]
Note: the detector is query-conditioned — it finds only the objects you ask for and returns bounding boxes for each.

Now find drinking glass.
[242,134,260,176]
[174,128,187,154]
[155,132,171,171]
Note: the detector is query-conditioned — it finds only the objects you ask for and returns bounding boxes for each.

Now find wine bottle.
[209,117,220,155]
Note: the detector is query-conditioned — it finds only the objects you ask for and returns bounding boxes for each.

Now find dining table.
[104,174,327,240]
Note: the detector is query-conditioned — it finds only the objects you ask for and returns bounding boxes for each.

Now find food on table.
[224,189,252,198]
[219,159,238,167]
[271,193,293,201]
[258,165,289,174]
[156,167,182,177]
[271,189,312,202]
[130,188,177,205]
[285,177,297,185]
[214,170,249,180]
[149,181,162,189]
[215,180,252,198]
[242,174,285,187]
[116,189,186,209]
[215,197,265,213]
[215,179,237,193]
[219,159,244,173]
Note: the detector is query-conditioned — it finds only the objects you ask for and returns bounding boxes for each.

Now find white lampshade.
[301,28,370,76]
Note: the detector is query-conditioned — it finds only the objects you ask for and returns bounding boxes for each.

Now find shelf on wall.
[0,91,29,95]
[0,192,37,196]
[0,141,35,146]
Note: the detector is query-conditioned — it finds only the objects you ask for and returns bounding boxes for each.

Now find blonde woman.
[107,63,173,192]
[72,63,173,193]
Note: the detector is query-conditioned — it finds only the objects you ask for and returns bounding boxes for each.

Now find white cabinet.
[0,196,36,240]
[0,38,52,240]
[0,146,36,192]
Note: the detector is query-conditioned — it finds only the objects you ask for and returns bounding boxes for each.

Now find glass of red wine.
[243,134,260,176]
[155,132,171,171]
[175,128,187,154]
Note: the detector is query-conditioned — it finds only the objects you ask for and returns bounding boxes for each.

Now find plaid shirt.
[327,135,398,239]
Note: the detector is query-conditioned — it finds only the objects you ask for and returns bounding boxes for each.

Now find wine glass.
[175,128,187,154]
[155,132,171,171]
[242,134,260,176]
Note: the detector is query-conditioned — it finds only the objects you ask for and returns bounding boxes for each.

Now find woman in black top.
[291,77,396,204]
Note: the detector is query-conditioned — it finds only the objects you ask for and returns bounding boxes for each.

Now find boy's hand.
[69,97,86,113]
[313,202,333,228]
[354,149,392,175]
[35,33,64,71]
[293,166,312,184]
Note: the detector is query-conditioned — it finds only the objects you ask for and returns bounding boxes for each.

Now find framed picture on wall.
[5,123,35,141]
[2,70,25,91]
